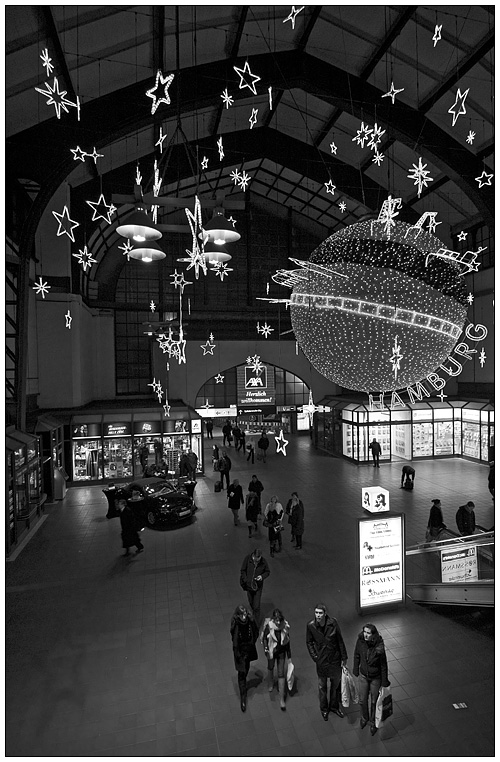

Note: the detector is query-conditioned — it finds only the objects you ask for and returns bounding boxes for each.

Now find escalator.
[405,531,494,607]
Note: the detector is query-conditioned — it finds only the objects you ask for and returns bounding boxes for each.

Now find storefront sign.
[358,514,405,610]
[72,423,101,438]
[362,486,390,513]
[191,420,201,433]
[133,421,161,435]
[237,364,276,408]
[105,423,131,437]
[441,546,478,583]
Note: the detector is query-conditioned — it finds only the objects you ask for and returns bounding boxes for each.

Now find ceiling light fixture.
[203,240,232,263]
[129,240,166,262]
[201,209,241,245]
[116,207,162,242]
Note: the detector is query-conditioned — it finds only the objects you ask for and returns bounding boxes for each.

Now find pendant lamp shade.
[116,209,162,242]
[204,240,232,263]
[129,240,166,262]
[201,211,240,245]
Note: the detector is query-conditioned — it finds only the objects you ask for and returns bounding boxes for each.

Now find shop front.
[6,426,44,553]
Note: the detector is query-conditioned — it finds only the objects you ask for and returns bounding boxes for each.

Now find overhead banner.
[237,362,276,411]
[357,513,405,611]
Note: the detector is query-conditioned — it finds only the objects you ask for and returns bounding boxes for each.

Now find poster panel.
[358,514,405,610]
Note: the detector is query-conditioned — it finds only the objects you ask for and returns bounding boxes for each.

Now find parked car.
[103,478,196,529]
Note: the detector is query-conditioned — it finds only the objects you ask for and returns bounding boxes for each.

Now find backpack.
[403,477,414,490]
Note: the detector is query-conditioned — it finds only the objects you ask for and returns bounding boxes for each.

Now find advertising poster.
[441,546,478,583]
[358,514,405,610]
[236,363,276,411]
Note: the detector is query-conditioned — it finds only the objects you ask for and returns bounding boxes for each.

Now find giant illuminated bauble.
[288,220,468,392]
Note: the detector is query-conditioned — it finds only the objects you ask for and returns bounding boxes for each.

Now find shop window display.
[103,438,132,480]
[73,439,102,480]
[392,425,412,460]
[434,421,454,456]
[453,420,462,455]
[412,423,433,457]
[462,422,480,459]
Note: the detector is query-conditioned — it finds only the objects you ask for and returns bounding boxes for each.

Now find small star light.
[230,168,242,185]
[367,123,385,150]
[228,216,237,227]
[432,24,442,47]
[275,429,289,456]
[239,170,251,191]
[246,354,264,374]
[215,374,225,384]
[339,201,347,213]
[324,179,336,195]
[382,82,405,104]
[457,230,468,241]
[150,300,156,312]
[135,165,142,186]
[52,205,80,242]
[148,378,162,395]
[35,77,80,120]
[466,131,476,145]
[70,145,86,162]
[118,239,134,261]
[233,61,261,95]
[40,48,54,76]
[389,335,404,380]
[201,335,216,355]
[372,150,385,166]
[330,140,338,155]
[466,293,475,305]
[201,400,214,409]
[475,171,493,188]
[283,5,304,29]
[217,136,224,160]
[448,88,469,127]
[407,157,434,197]
[257,321,274,338]
[437,389,448,403]
[170,269,192,294]
[479,348,487,368]
[352,122,373,148]
[86,193,115,224]
[155,127,168,153]
[88,147,104,164]
[211,262,233,281]
[146,70,175,114]
[249,108,258,129]
[201,156,209,170]
[32,277,51,299]
[65,310,72,329]
[72,245,97,272]
[163,401,171,417]
[221,88,234,109]
[155,383,164,403]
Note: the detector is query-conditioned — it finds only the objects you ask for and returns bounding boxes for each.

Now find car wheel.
[147,511,156,526]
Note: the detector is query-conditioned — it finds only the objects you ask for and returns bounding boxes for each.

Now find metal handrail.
[406,531,494,556]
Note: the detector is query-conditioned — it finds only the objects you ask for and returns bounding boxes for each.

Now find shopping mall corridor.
[5,431,495,757]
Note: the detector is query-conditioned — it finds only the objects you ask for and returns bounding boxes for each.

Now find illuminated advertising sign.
[361,486,390,513]
[237,364,276,410]
[441,546,478,583]
[357,514,405,611]
[105,423,131,437]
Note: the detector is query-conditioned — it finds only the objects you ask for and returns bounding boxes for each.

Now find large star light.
[246,355,265,374]
[201,335,216,355]
[479,348,487,368]
[238,170,251,191]
[466,131,476,145]
[283,6,304,29]
[148,378,162,395]
[230,168,242,185]
[72,245,97,272]
[211,262,233,281]
[448,88,469,127]
[475,171,493,188]
[330,141,338,154]
[372,150,385,166]
[88,147,104,164]
[302,391,319,425]
[86,194,115,224]
[70,145,87,162]
[32,277,51,299]
[150,301,156,312]
[215,374,225,383]
[233,61,261,95]
[184,196,207,278]
[324,179,336,195]
[201,156,209,170]
[257,321,274,338]
[201,400,214,409]
[407,158,434,197]
[457,231,467,242]
[275,429,289,456]
[65,310,72,329]
[35,77,80,120]
[389,335,404,380]
[339,201,347,213]
[163,401,171,417]
[146,70,175,114]
[52,205,80,241]
[367,123,386,150]
[382,82,405,104]
[466,293,474,305]
[352,122,373,148]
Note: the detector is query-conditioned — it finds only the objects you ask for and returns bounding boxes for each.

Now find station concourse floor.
[5,432,495,758]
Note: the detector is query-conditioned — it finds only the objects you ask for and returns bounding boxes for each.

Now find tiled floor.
[6,434,495,757]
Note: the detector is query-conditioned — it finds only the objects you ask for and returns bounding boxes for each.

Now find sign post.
[357,513,405,613]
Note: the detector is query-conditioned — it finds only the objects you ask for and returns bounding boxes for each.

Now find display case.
[71,422,103,481]
[343,424,353,458]
[462,421,480,459]
[434,421,454,455]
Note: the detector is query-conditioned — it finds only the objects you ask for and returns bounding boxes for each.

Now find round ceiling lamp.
[116,208,162,242]
[201,211,240,245]
[129,240,165,262]
[204,240,232,263]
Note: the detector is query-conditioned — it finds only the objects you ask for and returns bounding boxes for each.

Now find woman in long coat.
[230,605,259,712]
[245,492,260,538]
[290,493,305,549]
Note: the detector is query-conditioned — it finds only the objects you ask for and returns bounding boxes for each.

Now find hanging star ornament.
[230,168,242,185]
[146,70,175,114]
[432,24,442,47]
[228,216,237,228]
[233,61,261,95]
[185,196,207,279]
[70,145,87,162]
[88,147,104,164]
[389,335,404,380]
[479,348,487,368]
[457,231,468,241]
[211,262,233,281]
[238,170,251,192]
[466,131,476,145]
[268,86,273,110]
[466,293,475,305]
[448,88,469,127]
[52,205,80,242]
[64,310,72,329]
[257,321,274,338]
[367,123,386,150]
[201,336,216,355]
[221,88,234,109]
[382,82,405,104]
[407,157,434,197]
[372,150,385,166]
[324,179,336,195]
[215,374,225,384]
[475,171,493,188]
[40,48,54,76]
[148,378,162,395]
[32,277,51,299]
[330,141,338,155]
[72,245,97,272]
[246,355,264,374]
[35,77,80,120]
[201,156,209,170]
[163,401,171,417]
[275,429,289,456]
[86,193,115,225]
[249,108,258,129]
[118,239,134,261]
[352,122,373,148]
[283,5,304,29]
[170,269,193,294]
[155,127,167,153]
[201,400,214,409]
[217,136,224,161]
[150,301,156,312]
[338,201,347,213]
[302,391,319,425]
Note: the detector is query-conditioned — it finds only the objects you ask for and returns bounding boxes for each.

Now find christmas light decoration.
[184,196,207,279]
[230,169,242,185]
[426,214,441,234]
[268,86,273,110]
[233,61,261,95]
[35,77,80,120]
[448,88,469,127]
[201,400,214,409]
[170,270,192,294]
[72,245,97,272]
[86,193,115,224]
[52,205,80,241]
[352,122,373,148]
[246,355,265,374]
[155,127,167,153]
[118,239,134,261]
[215,374,225,383]
[339,201,347,213]
[135,165,142,186]
[382,82,404,104]
[211,262,233,280]
[425,245,484,276]
[163,402,171,417]
[283,6,304,29]
[201,156,209,170]
[432,24,442,46]
[479,348,487,367]
[40,48,54,76]
[239,170,251,191]
[221,88,234,108]
[475,171,493,188]
[324,179,336,195]
[367,123,385,150]
[466,131,476,145]
[407,158,434,197]
[271,203,469,393]
[146,70,175,114]
[217,136,224,160]
[201,334,216,355]
[32,277,51,299]
[437,390,448,402]
[228,216,237,227]
[249,108,258,129]
[275,429,289,456]
[389,335,404,380]
[65,310,72,329]
[257,321,274,338]
[372,150,384,166]
[88,147,104,163]
[457,231,467,241]
[150,301,156,312]
[302,391,319,425]
[466,293,474,305]
[148,378,162,395]
[330,141,338,154]
[70,145,87,162]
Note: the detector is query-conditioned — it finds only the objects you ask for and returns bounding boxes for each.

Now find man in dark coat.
[306,604,347,721]
[120,498,144,556]
[218,450,232,491]
[258,432,270,462]
[289,492,305,549]
[205,419,213,439]
[230,605,259,712]
[228,479,244,525]
[222,421,232,447]
[240,548,270,625]
[369,438,382,467]
[456,501,476,536]
[248,474,264,510]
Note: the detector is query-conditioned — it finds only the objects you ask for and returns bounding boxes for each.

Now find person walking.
[237,429,246,453]
[258,431,270,462]
[218,450,232,491]
[456,501,476,536]
[369,438,382,467]
[240,548,270,624]
[245,492,260,538]
[205,419,213,440]
[230,605,259,713]
[232,424,242,451]
[222,420,232,447]
[400,465,415,488]
[228,479,244,526]
[246,438,255,464]
[260,608,292,710]
[248,474,264,511]
[352,623,390,736]
[119,499,144,556]
[426,498,446,540]
[264,495,284,556]
[289,492,305,549]
[154,438,163,465]
[139,443,149,474]
[186,449,198,481]
[306,603,347,721]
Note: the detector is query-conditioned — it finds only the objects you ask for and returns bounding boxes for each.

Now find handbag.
[286,659,295,691]
[375,685,393,728]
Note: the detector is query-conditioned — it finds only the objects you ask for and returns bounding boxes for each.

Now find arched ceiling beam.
[359,6,416,80]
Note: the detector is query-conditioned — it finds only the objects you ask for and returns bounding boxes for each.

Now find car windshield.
[145,481,175,497]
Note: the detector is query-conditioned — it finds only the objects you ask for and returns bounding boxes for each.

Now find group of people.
[426,497,482,540]
[230,597,389,735]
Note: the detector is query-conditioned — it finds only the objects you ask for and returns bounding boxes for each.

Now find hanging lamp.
[129,240,166,262]
[116,207,162,242]
[204,240,232,263]
[201,209,240,245]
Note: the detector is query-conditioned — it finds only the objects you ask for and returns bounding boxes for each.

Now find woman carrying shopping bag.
[352,623,390,735]
[260,608,292,711]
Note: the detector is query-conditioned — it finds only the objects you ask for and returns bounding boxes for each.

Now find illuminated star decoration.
[148,378,162,396]
[249,108,258,129]
[448,88,469,127]
[86,193,115,225]
[457,231,468,242]
[72,245,97,272]
[372,195,402,238]
[475,171,493,188]
[426,215,441,234]
[40,48,54,76]
[32,277,51,299]
[70,145,86,162]
[150,301,156,312]
[170,269,192,294]
[466,293,474,305]
[382,81,405,104]
[324,179,336,195]
[367,123,386,150]
[372,150,385,166]
[389,335,404,380]
[217,136,224,160]
[238,170,251,191]
[478,348,487,368]
[230,168,242,185]
[432,24,442,46]
[211,262,233,280]
[88,147,104,164]
[146,70,175,114]
[201,156,209,170]
[339,201,347,213]
[184,196,207,279]
[201,400,214,409]
[65,310,72,329]
[275,429,289,456]
[135,165,142,186]
[437,390,448,403]
[233,61,261,95]
[246,354,264,374]
[330,141,338,154]
[151,158,162,223]
[118,239,134,261]
[228,216,237,228]
[352,122,373,148]
[155,127,168,153]
[35,77,80,120]
[302,390,319,426]
[201,334,216,355]
[283,5,305,29]
[407,157,434,197]
[221,88,234,109]
[215,374,225,384]
[268,86,273,110]
[466,131,476,145]
[257,321,275,338]
[52,205,80,242]
[163,401,171,417]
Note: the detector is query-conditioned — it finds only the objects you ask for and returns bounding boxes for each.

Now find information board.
[441,546,478,583]
[358,513,405,611]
